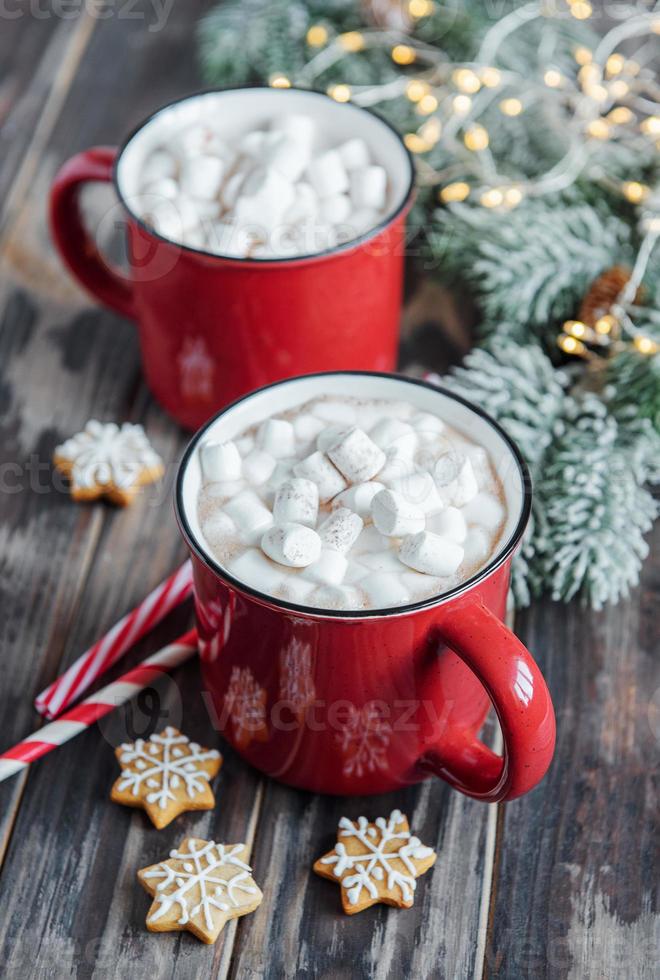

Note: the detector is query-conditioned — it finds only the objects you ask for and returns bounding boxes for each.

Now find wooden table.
[0,6,657,978]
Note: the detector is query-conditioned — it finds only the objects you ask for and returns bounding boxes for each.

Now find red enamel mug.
[49,89,415,430]
[175,372,556,802]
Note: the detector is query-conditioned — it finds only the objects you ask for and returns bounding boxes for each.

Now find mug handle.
[423,597,556,802]
[49,147,136,320]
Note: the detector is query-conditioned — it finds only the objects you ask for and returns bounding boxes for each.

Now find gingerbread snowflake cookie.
[313,809,436,914]
[111,727,222,829]
[138,837,263,944]
[53,419,164,505]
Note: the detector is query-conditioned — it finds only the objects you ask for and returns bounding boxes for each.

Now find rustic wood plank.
[484,521,660,980]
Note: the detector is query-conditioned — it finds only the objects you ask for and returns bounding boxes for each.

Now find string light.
[480,68,501,88]
[306,25,328,47]
[464,124,489,151]
[570,1,593,20]
[452,95,472,114]
[500,98,523,116]
[440,181,470,203]
[595,315,617,335]
[452,69,481,94]
[339,31,364,52]
[564,320,588,338]
[269,74,291,88]
[328,83,351,102]
[634,336,659,355]
[408,0,434,16]
[626,60,640,76]
[574,46,592,66]
[404,133,430,153]
[544,69,563,88]
[608,107,634,125]
[606,53,625,76]
[480,188,504,208]
[641,116,660,136]
[609,80,629,99]
[504,187,524,208]
[417,94,439,115]
[622,181,649,204]
[419,117,442,144]
[406,80,429,102]
[586,119,610,140]
[558,334,588,356]
[391,44,416,65]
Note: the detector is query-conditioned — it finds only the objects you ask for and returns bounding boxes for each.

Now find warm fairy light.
[464,124,489,151]
[504,186,524,207]
[558,334,587,355]
[609,80,629,100]
[641,116,660,136]
[452,94,472,114]
[417,93,439,115]
[608,106,634,125]
[574,46,592,66]
[606,53,625,76]
[634,336,659,355]
[409,0,434,17]
[339,31,364,52]
[645,217,660,233]
[626,60,640,76]
[500,98,523,116]
[565,320,588,338]
[452,68,481,94]
[392,44,416,65]
[440,181,470,203]
[404,133,430,153]
[622,181,649,204]
[652,19,660,34]
[406,79,429,102]
[544,69,563,88]
[480,188,504,208]
[595,315,617,335]
[481,67,501,88]
[306,25,328,47]
[570,1,593,20]
[328,83,351,102]
[578,64,601,88]
[587,119,610,140]
[419,117,442,143]
[269,74,291,88]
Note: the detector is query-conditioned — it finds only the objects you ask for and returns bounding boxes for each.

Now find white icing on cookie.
[55,420,163,491]
[116,727,220,810]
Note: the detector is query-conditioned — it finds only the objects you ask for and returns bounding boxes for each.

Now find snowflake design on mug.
[278,638,316,719]
[223,666,268,749]
[336,701,392,778]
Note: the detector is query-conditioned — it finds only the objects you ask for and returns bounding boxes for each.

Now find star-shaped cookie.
[138,837,263,944]
[111,727,222,829]
[53,419,163,505]
[313,809,436,914]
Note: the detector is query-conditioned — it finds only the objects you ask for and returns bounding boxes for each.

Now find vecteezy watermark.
[0,0,175,32]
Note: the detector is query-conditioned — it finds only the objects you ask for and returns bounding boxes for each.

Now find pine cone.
[578,266,640,325]
[361,0,412,31]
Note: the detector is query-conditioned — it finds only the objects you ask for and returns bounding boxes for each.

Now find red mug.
[49,88,415,430]
[175,372,556,802]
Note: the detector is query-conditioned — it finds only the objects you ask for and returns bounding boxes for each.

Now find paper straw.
[35,560,194,719]
[1,630,198,784]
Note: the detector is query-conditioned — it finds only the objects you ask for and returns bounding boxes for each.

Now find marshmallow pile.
[136,113,389,258]
[197,397,506,611]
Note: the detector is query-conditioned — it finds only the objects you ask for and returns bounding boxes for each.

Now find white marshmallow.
[181,225,208,249]
[175,124,226,159]
[223,489,273,544]
[348,208,380,236]
[399,531,464,577]
[149,196,199,238]
[349,165,387,210]
[283,182,319,225]
[293,452,346,503]
[377,446,417,484]
[235,167,295,232]
[433,451,465,487]
[257,418,295,458]
[440,458,479,507]
[402,570,443,594]
[279,574,317,605]
[353,525,392,554]
[411,412,446,443]
[242,449,277,486]
[228,548,283,593]
[307,149,349,198]
[320,194,351,225]
[316,425,348,453]
[293,413,325,444]
[221,170,248,209]
[273,114,316,151]
[273,478,319,527]
[236,435,255,457]
[361,572,410,609]
[369,419,417,454]
[261,522,322,568]
[332,481,384,519]
[462,527,491,567]
[206,221,255,258]
[306,549,348,586]
[461,492,505,531]
[427,506,467,543]
[139,149,177,187]
[327,427,386,483]
[312,584,363,609]
[265,460,295,501]
[239,131,267,158]
[180,155,225,201]
[389,471,443,515]
[343,560,369,584]
[359,550,403,573]
[371,489,425,537]
[318,507,364,554]
[205,479,245,499]
[337,137,370,171]
[311,400,358,425]
[201,509,237,541]
[141,176,178,200]
[264,132,311,182]
[200,440,242,483]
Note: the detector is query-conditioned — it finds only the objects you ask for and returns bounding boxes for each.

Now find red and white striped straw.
[35,561,194,720]
[1,630,198,784]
